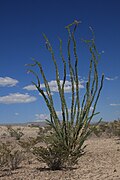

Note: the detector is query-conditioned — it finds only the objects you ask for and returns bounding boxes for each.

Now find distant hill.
[0,121,47,127]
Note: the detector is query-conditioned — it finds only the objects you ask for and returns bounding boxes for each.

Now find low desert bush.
[1,133,7,139]
[0,142,24,170]
[7,125,24,140]
[18,137,39,164]
[109,120,120,137]
[92,120,120,137]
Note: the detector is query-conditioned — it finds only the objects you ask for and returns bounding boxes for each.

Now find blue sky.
[0,0,120,123]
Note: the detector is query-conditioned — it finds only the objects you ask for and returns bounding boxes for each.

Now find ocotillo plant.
[27,20,104,170]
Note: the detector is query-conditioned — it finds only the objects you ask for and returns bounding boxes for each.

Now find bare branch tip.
[74,20,82,25]
[27,70,31,74]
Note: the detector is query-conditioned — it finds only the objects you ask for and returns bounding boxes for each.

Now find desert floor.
[0,125,120,180]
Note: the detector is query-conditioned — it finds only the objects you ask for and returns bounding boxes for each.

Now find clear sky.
[0,0,120,124]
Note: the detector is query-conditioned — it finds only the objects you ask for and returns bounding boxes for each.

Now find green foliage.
[32,130,86,170]
[27,20,104,170]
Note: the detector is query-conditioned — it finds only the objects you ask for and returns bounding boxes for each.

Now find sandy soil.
[0,125,120,180]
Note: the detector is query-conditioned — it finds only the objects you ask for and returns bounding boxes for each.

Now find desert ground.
[0,123,120,180]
